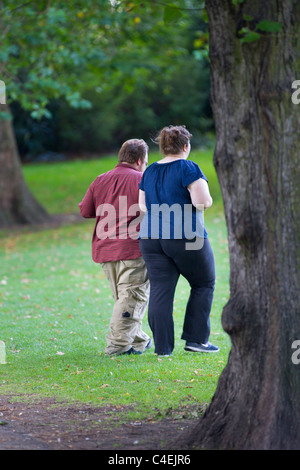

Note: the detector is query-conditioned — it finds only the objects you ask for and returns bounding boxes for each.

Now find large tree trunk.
[178,0,300,450]
[0,104,51,227]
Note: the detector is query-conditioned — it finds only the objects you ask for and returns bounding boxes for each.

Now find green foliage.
[237,13,282,44]
[7,2,213,157]
[256,20,282,33]
[1,0,114,116]
[239,27,261,44]
[1,1,209,115]
[163,5,183,24]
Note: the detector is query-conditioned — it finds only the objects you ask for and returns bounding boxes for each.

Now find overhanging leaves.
[163,5,183,24]
[256,20,282,33]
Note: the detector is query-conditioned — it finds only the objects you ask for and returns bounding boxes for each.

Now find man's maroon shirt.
[79,163,143,263]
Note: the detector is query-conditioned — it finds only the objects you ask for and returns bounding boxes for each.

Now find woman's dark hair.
[154,125,192,155]
[118,139,148,164]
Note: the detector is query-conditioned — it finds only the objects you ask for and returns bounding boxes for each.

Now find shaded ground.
[0,395,199,450]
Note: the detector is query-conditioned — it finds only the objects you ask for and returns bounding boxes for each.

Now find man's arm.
[78,185,96,218]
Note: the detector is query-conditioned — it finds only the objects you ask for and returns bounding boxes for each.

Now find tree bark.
[178,0,300,450]
[0,104,51,227]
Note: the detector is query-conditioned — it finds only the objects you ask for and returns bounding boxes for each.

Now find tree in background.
[10,3,211,159]
[0,0,113,226]
[178,0,300,450]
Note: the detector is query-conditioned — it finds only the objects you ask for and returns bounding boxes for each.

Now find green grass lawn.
[0,149,230,421]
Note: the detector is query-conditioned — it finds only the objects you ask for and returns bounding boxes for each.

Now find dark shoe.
[184,341,219,353]
[122,347,142,355]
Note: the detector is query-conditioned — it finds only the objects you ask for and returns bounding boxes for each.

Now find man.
[79,139,151,356]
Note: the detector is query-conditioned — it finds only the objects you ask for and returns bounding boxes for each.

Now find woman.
[138,125,218,356]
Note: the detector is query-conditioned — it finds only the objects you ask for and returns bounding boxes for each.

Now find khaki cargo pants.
[101,256,151,355]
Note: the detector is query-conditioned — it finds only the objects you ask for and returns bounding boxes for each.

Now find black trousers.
[139,238,215,355]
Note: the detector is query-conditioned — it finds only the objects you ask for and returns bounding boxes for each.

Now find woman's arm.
[187,178,213,210]
[138,189,147,212]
